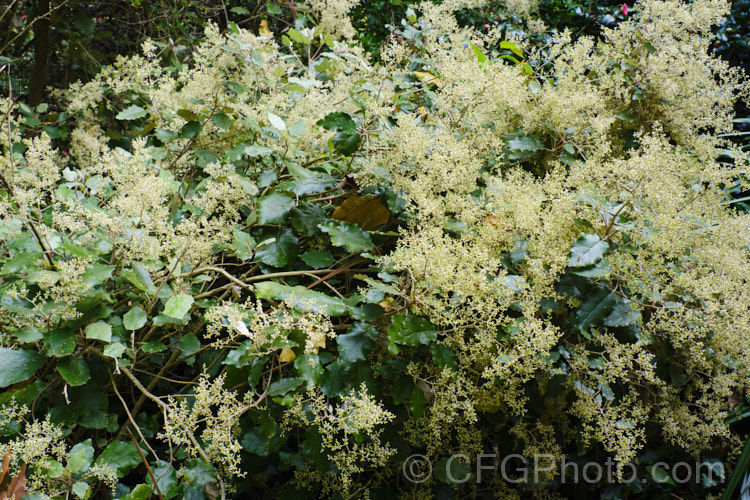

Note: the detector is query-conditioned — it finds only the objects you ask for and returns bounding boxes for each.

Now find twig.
[110,373,161,461]
[126,428,165,500]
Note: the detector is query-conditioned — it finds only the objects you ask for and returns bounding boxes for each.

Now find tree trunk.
[28,0,50,106]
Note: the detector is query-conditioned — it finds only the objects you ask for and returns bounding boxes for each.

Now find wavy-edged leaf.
[568,234,609,268]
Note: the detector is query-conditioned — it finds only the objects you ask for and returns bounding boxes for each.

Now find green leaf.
[163,294,194,319]
[470,43,488,64]
[576,288,619,329]
[291,202,328,236]
[72,481,89,498]
[295,353,324,386]
[146,461,179,499]
[13,327,43,343]
[268,112,286,131]
[127,484,153,500]
[68,440,95,473]
[71,481,89,498]
[155,128,179,143]
[603,300,639,327]
[81,264,114,287]
[410,386,426,420]
[300,250,334,269]
[507,134,544,151]
[722,439,750,499]
[103,342,126,358]
[141,341,166,353]
[57,357,91,386]
[317,112,361,155]
[504,133,545,160]
[211,109,232,130]
[0,348,43,387]
[230,229,256,260]
[288,119,306,137]
[255,228,299,268]
[179,334,200,358]
[258,192,296,225]
[122,263,159,296]
[116,105,147,120]
[97,441,141,477]
[336,323,378,363]
[123,306,148,330]
[287,28,310,45]
[317,112,357,133]
[182,459,217,488]
[255,282,362,317]
[319,221,373,253]
[568,234,609,267]
[389,313,438,347]
[430,343,457,370]
[85,321,112,342]
[69,382,108,428]
[332,130,361,156]
[500,40,523,58]
[434,457,472,483]
[181,121,202,140]
[616,112,638,122]
[301,426,330,471]
[72,11,95,35]
[45,329,77,357]
[648,464,675,485]
[268,377,304,396]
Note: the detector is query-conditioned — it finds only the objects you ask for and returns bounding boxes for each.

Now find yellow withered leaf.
[279,348,296,362]
[259,20,272,36]
[332,194,390,230]
[413,70,445,87]
[312,337,326,354]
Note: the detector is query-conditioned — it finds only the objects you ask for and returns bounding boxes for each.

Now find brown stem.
[126,428,165,500]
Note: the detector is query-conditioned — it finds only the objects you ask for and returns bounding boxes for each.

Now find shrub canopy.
[1,0,749,498]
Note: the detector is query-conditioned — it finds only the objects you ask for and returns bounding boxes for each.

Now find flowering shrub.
[1,0,748,498]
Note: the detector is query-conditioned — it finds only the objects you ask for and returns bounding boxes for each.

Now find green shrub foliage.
[1,0,749,498]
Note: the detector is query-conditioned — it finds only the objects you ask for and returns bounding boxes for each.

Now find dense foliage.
[1,0,750,499]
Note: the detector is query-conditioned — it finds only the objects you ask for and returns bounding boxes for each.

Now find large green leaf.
[291,202,328,236]
[388,313,438,349]
[146,461,179,499]
[116,105,147,120]
[267,377,303,396]
[336,323,378,362]
[68,440,95,473]
[255,228,299,267]
[576,288,619,329]
[568,234,609,268]
[254,282,362,316]
[163,294,194,319]
[45,329,77,357]
[182,459,217,488]
[258,192,296,225]
[56,357,91,386]
[332,130,361,156]
[123,306,148,330]
[0,348,43,387]
[316,112,360,155]
[81,264,115,287]
[604,300,639,327]
[211,109,232,130]
[319,221,374,253]
[317,112,356,133]
[300,250,334,269]
[180,121,202,140]
[85,321,112,342]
